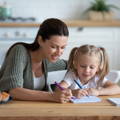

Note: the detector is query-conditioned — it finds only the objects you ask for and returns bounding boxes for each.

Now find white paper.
[70,96,101,103]
[108,98,120,106]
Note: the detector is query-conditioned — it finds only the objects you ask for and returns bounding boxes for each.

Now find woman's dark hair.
[7,18,69,53]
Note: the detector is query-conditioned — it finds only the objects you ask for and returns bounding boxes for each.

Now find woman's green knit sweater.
[0,44,67,92]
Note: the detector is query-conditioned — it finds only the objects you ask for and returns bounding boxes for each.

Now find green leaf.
[86,0,120,12]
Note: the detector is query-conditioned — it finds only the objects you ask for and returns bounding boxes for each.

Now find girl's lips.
[83,74,90,77]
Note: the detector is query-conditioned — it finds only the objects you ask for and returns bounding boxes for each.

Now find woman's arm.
[9,87,72,103]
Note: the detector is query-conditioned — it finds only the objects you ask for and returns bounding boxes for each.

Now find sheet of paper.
[108,98,120,107]
[70,96,101,103]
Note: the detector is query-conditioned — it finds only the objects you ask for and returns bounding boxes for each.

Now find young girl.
[59,44,120,98]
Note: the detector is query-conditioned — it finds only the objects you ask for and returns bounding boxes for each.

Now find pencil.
[54,81,64,90]
[74,80,83,89]
[74,80,89,97]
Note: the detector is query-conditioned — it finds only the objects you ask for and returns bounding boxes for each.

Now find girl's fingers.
[78,89,89,97]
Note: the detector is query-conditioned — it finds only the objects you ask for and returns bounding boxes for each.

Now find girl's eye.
[80,65,86,68]
[90,66,95,69]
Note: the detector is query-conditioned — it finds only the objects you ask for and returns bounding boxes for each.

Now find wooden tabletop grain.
[0,95,120,120]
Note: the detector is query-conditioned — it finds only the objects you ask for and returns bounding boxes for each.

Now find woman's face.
[39,35,68,62]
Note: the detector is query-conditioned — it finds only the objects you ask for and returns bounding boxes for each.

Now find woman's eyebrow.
[50,42,67,47]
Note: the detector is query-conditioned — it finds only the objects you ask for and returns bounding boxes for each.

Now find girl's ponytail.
[98,47,109,81]
[68,47,78,72]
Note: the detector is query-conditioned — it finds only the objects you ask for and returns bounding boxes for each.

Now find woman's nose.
[56,48,63,56]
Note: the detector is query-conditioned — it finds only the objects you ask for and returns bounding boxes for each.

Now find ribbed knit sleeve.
[0,44,28,92]
[46,59,67,72]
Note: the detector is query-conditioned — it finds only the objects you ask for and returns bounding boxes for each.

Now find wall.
[0,0,120,70]
[0,0,120,22]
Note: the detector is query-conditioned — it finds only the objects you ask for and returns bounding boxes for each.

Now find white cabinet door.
[61,27,120,70]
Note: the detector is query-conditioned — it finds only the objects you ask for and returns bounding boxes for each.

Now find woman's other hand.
[52,88,72,103]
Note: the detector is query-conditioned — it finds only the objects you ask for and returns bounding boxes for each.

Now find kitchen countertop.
[0,20,120,27]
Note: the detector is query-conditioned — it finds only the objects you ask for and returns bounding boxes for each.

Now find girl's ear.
[73,61,77,69]
[96,66,100,75]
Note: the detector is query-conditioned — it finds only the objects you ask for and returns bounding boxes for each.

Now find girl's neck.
[80,76,95,85]
[80,79,89,85]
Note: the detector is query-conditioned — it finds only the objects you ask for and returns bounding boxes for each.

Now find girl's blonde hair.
[68,44,109,81]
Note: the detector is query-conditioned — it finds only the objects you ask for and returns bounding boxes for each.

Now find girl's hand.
[72,89,89,98]
[87,88,99,96]
[52,88,72,103]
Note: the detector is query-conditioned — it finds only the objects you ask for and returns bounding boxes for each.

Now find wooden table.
[0,95,120,120]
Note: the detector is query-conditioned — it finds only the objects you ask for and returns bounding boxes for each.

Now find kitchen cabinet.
[0,27,38,65]
[61,27,120,70]
[0,21,120,70]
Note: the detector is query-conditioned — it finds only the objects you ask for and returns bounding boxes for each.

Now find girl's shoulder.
[64,70,77,79]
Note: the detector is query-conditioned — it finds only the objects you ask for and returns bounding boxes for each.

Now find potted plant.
[86,0,119,21]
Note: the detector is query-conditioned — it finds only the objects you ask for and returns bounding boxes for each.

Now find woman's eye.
[61,46,66,50]
[51,46,56,49]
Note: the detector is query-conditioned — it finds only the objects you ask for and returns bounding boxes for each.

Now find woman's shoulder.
[7,44,28,56]
[10,44,27,52]
[4,43,29,64]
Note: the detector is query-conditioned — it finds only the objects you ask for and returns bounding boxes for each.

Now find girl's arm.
[59,81,89,98]
[98,81,120,95]
[88,81,120,96]
[9,87,72,103]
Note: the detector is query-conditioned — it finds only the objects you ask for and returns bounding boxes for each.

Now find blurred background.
[0,0,120,70]
[0,0,120,21]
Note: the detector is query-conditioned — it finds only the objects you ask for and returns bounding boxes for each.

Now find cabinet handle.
[77,27,84,31]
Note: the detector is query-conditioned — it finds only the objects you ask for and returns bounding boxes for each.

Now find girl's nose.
[85,67,90,72]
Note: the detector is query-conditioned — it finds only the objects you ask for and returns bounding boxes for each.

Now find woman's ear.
[38,36,43,46]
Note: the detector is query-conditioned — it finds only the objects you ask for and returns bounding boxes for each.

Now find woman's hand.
[72,89,89,98]
[52,88,72,103]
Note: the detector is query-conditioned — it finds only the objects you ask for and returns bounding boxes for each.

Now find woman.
[0,18,72,103]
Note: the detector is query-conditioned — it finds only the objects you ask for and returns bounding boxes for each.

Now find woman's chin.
[49,57,59,62]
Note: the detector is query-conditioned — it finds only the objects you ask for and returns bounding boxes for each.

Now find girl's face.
[39,35,68,62]
[76,54,99,84]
